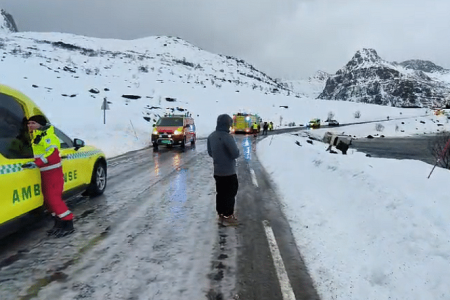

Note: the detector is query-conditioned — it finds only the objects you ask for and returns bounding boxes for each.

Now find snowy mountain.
[318,48,450,108]
[0,29,306,134]
[0,9,18,34]
[283,70,330,98]
[398,59,449,73]
[0,31,294,97]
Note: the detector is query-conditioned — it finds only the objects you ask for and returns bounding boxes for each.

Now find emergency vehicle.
[152,113,196,149]
[231,113,261,133]
[308,118,321,129]
[0,84,107,228]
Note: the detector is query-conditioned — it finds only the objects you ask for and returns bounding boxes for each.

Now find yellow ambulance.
[0,84,107,227]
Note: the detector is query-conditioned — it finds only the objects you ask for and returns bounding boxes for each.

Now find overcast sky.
[1,0,449,79]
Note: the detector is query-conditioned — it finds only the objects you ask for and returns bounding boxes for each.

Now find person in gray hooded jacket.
[207,114,240,224]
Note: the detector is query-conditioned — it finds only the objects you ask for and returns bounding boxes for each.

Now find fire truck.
[231,113,261,133]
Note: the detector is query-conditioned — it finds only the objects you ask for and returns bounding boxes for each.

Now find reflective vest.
[31,125,62,171]
[252,123,258,129]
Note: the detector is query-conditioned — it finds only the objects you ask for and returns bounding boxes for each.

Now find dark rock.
[122,95,141,100]
[63,66,76,73]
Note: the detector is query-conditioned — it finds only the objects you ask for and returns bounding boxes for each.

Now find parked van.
[151,113,196,149]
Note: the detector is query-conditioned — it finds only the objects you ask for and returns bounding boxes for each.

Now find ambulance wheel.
[181,137,186,148]
[86,161,107,197]
[191,136,196,146]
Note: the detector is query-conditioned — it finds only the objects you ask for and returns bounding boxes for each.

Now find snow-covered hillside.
[0,29,429,157]
[284,70,330,98]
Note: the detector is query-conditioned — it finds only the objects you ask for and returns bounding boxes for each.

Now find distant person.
[252,122,259,137]
[207,114,240,226]
[263,122,269,135]
[25,115,74,237]
[269,121,274,131]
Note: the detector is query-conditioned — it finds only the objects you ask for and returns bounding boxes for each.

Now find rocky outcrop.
[0,9,19,33]
[398,60,448,73]
[318,48,450,108]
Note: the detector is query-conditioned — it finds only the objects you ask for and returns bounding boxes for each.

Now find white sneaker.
[222,214,238,226]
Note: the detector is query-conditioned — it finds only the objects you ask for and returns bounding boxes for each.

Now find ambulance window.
[0,93,32,159]
[157,117,183,126]
[54,127,73,149]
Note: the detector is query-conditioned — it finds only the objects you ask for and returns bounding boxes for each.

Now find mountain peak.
[355,48,380,62]
[340,48,384,73]
[319,48,450,108]
[0,8,19,33]
[309,70,330,82]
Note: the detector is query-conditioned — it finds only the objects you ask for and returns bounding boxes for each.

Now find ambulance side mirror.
[73,138,85,150]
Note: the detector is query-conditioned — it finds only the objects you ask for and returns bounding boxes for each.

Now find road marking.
[263,220,296,300]
[250,168,258,187]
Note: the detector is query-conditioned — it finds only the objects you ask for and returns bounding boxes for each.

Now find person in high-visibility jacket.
[252,122,259,136]
[26,115,74,238]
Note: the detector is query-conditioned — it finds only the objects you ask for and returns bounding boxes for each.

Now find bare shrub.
[354,110,361,118]
[375,123,385,131]
[428,131,450,169]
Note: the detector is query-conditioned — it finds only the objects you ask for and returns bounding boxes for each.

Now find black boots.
[47,216,61,236]
[47,217,74,238]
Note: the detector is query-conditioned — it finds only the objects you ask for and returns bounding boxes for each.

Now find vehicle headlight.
[152,129,158,135]
[174,127,183,135]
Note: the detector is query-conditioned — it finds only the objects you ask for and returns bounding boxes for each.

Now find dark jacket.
[207,114,240,176]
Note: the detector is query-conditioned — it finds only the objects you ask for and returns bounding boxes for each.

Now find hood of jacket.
[215,114,232,133]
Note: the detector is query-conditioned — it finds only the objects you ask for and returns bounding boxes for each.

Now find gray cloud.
[0,0,449,79]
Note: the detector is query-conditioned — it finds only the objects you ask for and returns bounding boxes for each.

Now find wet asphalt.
[0,127,439,300]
